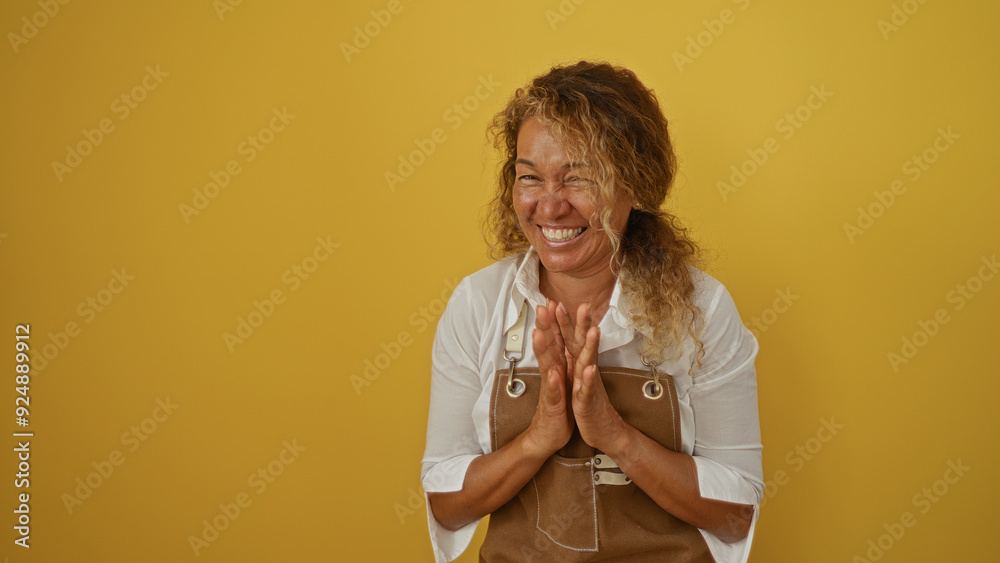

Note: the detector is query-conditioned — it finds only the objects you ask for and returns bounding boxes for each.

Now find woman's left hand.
[556,303,629,453]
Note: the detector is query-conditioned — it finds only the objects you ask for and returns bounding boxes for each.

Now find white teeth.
[541,227,585,242]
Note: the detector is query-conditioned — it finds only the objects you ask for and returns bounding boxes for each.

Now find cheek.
[512,189,535,218]
[566,193,598,224]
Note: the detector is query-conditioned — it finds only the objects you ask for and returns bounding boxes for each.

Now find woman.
[422,61,763,562]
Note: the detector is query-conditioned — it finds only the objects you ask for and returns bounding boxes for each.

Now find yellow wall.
[1,0,997,561]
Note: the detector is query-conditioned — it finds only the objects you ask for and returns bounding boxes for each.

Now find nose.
[536,181,571,218]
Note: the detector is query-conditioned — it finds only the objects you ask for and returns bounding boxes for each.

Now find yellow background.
[1,0,997,561]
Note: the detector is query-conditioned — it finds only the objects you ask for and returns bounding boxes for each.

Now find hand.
[554,301,593,368]
[522,302,574,458]
[556,304,628,453]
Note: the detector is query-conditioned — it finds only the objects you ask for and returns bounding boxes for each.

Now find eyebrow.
[515,158,589,169]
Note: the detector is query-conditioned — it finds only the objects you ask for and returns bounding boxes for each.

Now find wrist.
[517,425,558,465]
[602,416,635,463]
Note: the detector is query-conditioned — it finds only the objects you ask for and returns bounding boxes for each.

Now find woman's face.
[513,117,633,279]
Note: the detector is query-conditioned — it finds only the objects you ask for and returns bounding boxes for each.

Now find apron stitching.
[589,466,599,550]
[531,476,541,530]
[540,535,600,552]
[491,372,501,451]
[596,369,640,377]
[533,473,600,552]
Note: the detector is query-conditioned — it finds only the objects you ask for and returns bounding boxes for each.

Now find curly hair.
[484,60,705,370]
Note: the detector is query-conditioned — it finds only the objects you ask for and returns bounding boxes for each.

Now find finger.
[535,341,560,381]
[542,368,565,411]
[532,328,550,372]
[573,366,608,416]
[535,304,552,331]
[533,306,556,363]
[547,301,566,353]
[580,364,598,398]
[555,302,575,353]
[573,364,599,414]
[573,303,591,352]
[544,302,567,371]
[535,305,566,375]
[574,326,601,377]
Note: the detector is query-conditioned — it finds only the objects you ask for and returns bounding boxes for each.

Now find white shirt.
[421,248,763,562]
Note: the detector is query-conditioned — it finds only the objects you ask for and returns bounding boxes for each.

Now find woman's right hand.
[522,301,575,458]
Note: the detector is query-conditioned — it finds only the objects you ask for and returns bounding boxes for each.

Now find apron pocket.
[530,454,598,552]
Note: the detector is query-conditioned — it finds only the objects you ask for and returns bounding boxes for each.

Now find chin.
[536,253,587,274]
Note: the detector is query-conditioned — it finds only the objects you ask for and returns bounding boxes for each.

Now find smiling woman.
[421,61,763,562]
[511,117,633,322]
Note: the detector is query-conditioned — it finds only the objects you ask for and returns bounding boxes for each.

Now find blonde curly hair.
[485,61,705,369]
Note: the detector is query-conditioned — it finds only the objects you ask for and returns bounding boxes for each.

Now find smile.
[541,226,586,242]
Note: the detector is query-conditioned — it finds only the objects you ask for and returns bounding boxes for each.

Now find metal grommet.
[593,473,600,483]
[643,380,663,400]
[640,354,664,400]
[507,377,525,398]
[594,457,602,466]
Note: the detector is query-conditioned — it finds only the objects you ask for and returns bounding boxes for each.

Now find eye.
[517,174,540,182]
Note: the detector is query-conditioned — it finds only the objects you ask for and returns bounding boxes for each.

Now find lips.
[540,226,586,242]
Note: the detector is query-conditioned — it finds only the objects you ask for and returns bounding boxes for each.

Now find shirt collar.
[503,248,637,352]
[503,248,545,335]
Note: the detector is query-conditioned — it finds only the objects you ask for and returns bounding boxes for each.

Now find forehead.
[516,117,588,169]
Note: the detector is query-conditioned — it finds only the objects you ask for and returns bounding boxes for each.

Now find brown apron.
[479,366,716,562]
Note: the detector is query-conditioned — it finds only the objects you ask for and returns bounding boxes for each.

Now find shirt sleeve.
[420,277,486,562]
[689,282,764,560]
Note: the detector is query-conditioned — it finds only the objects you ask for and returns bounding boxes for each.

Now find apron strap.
[503,301,529,397]
[503,300,529,362]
